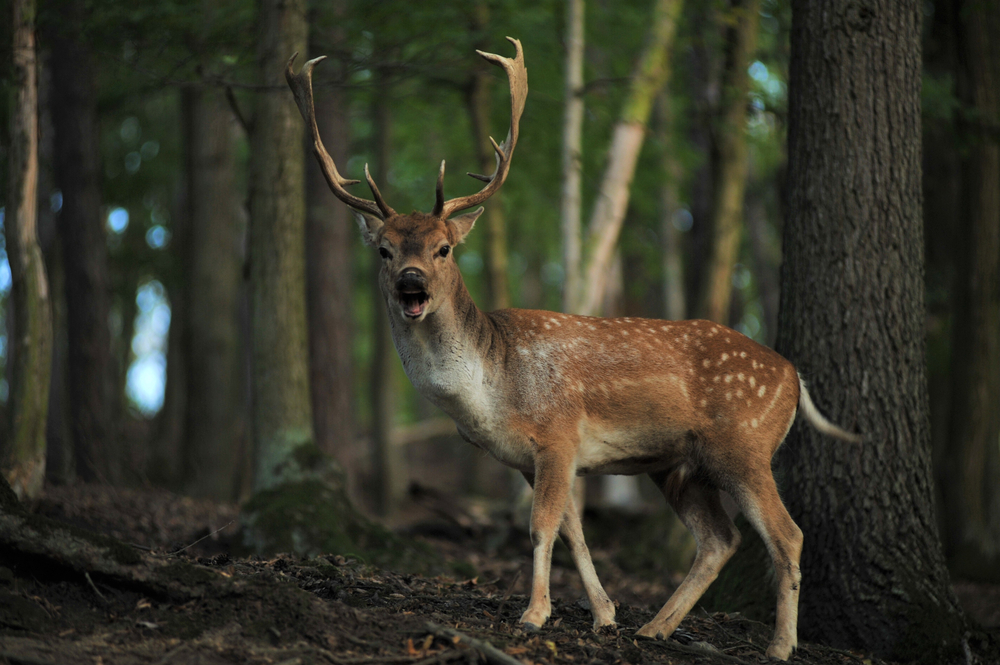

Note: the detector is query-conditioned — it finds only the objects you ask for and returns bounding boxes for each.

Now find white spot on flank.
[721,353,729,362]
[622,330,629,336]
[700,399,707,407]
[736,389,744,398]
[726,392,733,400]
[703,359,711,368]
[738,373,745,381]
[740,351,747,358]
[752,360,759,369]
[713,376,721,383]
[749,377,756,388]
[758,385,766,397]
[752,418,759,428]
[544,323,551,330]
[588,325,596,331]
[725,375,733,383]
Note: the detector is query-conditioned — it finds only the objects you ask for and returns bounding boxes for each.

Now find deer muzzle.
[396,268,429,319]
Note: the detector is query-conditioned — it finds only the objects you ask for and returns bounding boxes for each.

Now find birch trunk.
[561,0,585,312]
[575,0,684,317]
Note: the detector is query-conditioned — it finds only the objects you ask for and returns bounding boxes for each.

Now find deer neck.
[385,276,500,408]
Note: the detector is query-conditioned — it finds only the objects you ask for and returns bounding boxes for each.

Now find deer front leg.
[522,472,616,630]
[519,446,575,630]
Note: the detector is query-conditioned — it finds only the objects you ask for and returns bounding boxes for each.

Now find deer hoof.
[765,641,794,661]
[521,621,541,632]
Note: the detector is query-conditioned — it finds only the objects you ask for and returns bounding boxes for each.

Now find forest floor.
[1,483,999,665]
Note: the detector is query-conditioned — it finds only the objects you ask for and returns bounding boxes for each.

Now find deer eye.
[379,247,392,260]
[438,245,451,258]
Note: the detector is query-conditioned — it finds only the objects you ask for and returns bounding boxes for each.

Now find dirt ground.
[1,483,998,665]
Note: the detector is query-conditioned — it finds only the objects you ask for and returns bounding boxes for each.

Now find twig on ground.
[426,622,523,665]
[168,520,235,555]
[697,608,764,654]
[638,636,750,664]
[84,572,109,605]
[493,568,521,626]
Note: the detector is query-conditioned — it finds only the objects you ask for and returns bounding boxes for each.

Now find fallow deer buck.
[287,38,860,661]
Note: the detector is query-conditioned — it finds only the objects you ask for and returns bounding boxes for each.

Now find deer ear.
[352,209,384,246]
[448,206,484,244]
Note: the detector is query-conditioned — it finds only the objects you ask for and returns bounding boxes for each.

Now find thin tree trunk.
[711,1,966,659]
[48,0,116,485]
[576,0,684,317]
[370,68,406,516]
[306,3,355,478]
[657,94,686,321]
[248,0,313,491]
[696,0,761,324]
[3,0,51,499]
[943,0,1000,578]
[561,0,585,313]
[182,89,242,501]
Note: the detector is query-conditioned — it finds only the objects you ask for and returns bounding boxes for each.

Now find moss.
[241,477,444,576]
[449,559,478,580]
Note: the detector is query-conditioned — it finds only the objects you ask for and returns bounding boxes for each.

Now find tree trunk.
[370,67,406,516]
[306,4,355,479]
[3,0,51,500]
[943,0,1000,579]
[711,1,967,660]
[576,0,684,317]
[561,0,585,313]
[182,89,243,501]
[696,0,761,324]
[657,93,686,321]
[247,0,313,491]
[48,0,116,485]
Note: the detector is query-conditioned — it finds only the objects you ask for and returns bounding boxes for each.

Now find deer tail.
[798,376,862,443]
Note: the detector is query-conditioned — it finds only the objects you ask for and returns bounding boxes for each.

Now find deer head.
[285,38,527,323]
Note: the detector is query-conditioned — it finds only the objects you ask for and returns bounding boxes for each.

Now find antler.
[285,54,396,220]
[434,37,528,220]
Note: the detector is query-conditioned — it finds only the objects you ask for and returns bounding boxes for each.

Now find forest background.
[1,0,999,660]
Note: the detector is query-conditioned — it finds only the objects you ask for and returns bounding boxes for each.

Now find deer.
[286,37,861,662]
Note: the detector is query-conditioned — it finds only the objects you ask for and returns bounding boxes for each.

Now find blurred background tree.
[0,0,995,651]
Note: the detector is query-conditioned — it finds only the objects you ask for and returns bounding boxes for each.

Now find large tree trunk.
[3,0,51,500]
[48,0,116,485]
[943,0,1000,579]
[247,0,313,492]
[306,4,355,479]
[575,0,684,317]
[181,89,243,501]
[709,1,967,660]
[696,0,761,324]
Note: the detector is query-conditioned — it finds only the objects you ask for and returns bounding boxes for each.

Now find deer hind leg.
[518,446,576,630]
[637,475,741,641]
[523,472,616,630]
[729,469,803,661]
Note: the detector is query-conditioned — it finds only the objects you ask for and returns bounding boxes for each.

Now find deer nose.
[396,268,427,292]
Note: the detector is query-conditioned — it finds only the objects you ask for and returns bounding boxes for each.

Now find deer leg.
[636,476,741,641]
[519,447,575,630]
[522,472,616,630]
[730,472,803,661]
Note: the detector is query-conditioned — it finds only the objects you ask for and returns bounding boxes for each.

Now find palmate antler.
[286,37,527,221]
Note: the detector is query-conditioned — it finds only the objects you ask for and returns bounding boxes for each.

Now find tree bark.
[47,0,116,485]
[561,0,585,313]
[3,0,51,500]
[710,1,966,659]
[248,0,314,491]
[942,0,1000,578]
[306,3,355,478]
[181,89,243,501]
[576,0,684,317]
[696,0,761,324]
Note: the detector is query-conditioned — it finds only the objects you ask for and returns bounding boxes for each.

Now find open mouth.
[399,290,429,319]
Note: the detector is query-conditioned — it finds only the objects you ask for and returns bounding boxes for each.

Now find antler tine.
[433,160,446,216]
[285,53,392,220]
[439,37,528,219]
[364,164,396,218]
